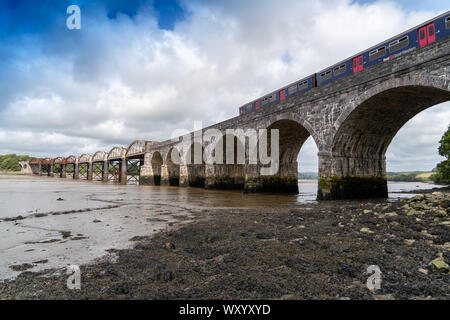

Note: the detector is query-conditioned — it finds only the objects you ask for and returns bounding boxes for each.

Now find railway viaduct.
[29,38,450,200]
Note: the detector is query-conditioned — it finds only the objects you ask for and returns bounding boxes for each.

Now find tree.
[433,124,450,183]
[0,154,32,172]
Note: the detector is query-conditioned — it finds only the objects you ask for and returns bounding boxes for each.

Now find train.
[239,11,450,116]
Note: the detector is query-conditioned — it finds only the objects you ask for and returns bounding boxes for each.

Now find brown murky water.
[0,174,443,280]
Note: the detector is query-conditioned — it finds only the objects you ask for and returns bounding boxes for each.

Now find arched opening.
[166,147,181,186]
[257,119,314,193]
[297,136,319,198]
[151,151,163,185]
[186,142,205,188]
[326,85,450,199]
[206,134,245,190]
[66,156,76,178]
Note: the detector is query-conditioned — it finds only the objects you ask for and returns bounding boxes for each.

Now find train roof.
[239,10,450,111]
[317,10,450,74]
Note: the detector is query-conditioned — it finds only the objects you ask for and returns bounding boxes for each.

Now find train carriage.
[239,11,450,116]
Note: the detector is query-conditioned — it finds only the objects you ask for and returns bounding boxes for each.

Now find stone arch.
[19,161,32,174]
[151,151,163,185]
[256,112,320,150]
[246,117,317,193]
[323,83,450,200]
[165,147,181,186]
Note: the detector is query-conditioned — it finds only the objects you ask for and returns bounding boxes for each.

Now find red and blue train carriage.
[239,11,450,116]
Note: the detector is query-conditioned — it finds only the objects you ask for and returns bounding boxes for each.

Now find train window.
[369,46,387,61]
[288,84,298,95]
[245,104,252,113]
[389,36,409,53]
[333,64,347,76]
[419,29,426,40]
[262,94,276,105]
[446,16,450,29]
[298,80,308,91]
[320,70,332,81]
[428,24,435,36]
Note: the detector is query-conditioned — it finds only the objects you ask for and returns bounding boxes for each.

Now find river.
[0,174,445,280]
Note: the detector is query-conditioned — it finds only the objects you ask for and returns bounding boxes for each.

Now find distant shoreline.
[0,171,28,175]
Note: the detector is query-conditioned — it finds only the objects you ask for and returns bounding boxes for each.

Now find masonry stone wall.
[139,38,450,200]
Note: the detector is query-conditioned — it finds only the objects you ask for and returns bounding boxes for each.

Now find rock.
[407,209,416,216]
[92,219,102,223]
[430,258,449,273]
[440,200,450,208]
[434,209,447,218]
[32,259,48,264]
[421,230,434,238]
[56,198,64,201]
[404,239,415,245]
[411,202,429,211]
[363,210,372,214]
[440,221,450,226]
[373,294,395,300]
[410,195,425,202]
[360,227,373,234]
[3,215,25,222]
[418,268,428,275]
[165,242,175,250]
[60,231,71,238]
[384,212,397,217]
[9,263,33,271]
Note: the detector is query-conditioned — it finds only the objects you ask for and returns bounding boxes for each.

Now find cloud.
[0,0,448,173]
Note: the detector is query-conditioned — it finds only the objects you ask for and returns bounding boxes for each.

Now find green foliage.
[387,172,430,182]
[433,124,450,184]
[388,173,418,182]
[0,154,32,172]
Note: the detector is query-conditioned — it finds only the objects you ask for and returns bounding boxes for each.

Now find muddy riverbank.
[0,187,448,300]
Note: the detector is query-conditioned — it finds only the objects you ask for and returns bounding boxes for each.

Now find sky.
[0,0,448,172]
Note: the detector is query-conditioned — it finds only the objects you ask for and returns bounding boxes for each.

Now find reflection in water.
[0,176,445,219]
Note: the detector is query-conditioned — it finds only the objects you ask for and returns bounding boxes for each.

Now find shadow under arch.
[248,118,315,194]
[151,151,163,185]
[184,142,205,188]
[325,85,450,199]
[165,147,181,186]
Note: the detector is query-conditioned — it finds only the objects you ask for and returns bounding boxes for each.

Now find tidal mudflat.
[0,175,448,299]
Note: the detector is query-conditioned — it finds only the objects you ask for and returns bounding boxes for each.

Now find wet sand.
[0,175,448,299]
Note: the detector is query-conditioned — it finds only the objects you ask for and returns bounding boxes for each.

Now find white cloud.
[0,0,448,173]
